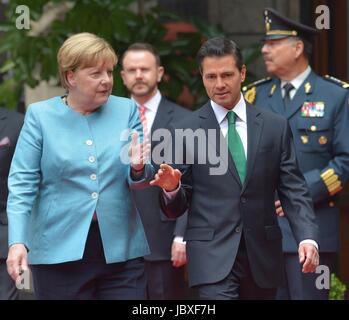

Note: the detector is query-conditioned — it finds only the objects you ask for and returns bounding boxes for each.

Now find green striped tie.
[227,111,246,183]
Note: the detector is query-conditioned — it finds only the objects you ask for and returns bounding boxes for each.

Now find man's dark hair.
[121,42,161,68]
[197,37,244,73]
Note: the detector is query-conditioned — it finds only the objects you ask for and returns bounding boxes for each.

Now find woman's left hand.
[129,132,150,172]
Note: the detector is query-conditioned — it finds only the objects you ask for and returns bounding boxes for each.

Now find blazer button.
[91,192,98,199]
[235,227,241,233]
[240,197,246,204]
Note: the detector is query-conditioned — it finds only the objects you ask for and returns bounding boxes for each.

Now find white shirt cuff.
[173,236,186,245]
[163,181,181,201]
[299,239,318,250]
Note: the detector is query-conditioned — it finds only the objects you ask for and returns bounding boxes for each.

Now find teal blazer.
[7,95,151,264]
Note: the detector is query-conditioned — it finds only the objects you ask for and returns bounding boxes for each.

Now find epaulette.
[323,75,349,89]
[242,77,271,104]
[242,77,271,92]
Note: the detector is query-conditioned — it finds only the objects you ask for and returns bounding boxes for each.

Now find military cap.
[263,7,318,41]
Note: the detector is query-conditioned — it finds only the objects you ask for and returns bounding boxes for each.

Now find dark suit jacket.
[0,107,24,259]
[133,97,189,261]
[161,101,318,288]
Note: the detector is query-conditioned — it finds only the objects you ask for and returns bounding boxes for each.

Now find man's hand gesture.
[150,163,182,192]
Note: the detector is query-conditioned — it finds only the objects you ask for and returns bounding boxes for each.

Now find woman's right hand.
[7,244,29,282]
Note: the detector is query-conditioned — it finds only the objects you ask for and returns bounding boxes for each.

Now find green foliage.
[0,0,260,110]
[329,273,347,300]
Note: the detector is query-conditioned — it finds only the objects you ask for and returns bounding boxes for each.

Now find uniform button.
[235,227,241,233]
[310,125,317,132]
[300,135,309,144]
[318,136,328,145]
[241,197,246,204]
[88,156,96,163]
[91,192,98,199]
[86,140,93,146]
[90,174,97,181]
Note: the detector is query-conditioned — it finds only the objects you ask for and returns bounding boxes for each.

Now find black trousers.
[0,259,19,300]
[145,260,187,300]
[31,221,146,300]
[196,237,277,300]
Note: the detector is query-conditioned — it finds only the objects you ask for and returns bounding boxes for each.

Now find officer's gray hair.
[288,36,313,59]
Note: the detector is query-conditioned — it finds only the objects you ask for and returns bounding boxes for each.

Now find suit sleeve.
[303,91,349,205]
[173,211,188,237]
[277,120,319,244]
[7,106,42,247]
[159,122,192,219]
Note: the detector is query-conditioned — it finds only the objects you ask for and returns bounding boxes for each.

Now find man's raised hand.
[150,163,182,191]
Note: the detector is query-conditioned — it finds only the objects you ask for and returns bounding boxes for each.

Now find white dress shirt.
[281,66,311,100]
[211,93,248,157]
[132,89,161,130]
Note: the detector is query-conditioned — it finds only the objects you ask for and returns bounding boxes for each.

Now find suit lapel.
[198,102,241,185]
[151,97,173,134]
[150,97,173,152]
[284,71,316,119]
[242,104,263,192]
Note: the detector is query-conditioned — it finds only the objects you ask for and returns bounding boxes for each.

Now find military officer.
[243,8,349,300]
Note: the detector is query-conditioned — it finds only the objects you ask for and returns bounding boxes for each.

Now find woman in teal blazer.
[6,33,152,299]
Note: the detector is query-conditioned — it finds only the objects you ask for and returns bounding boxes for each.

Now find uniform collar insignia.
[269,84,277,97]
[304,82,312,94]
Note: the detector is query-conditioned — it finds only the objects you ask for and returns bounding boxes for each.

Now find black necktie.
[283,82,294,108]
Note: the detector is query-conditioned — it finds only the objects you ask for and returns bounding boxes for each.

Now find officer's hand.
[275,200,284,217]
[171,241,187,268]
[299,244,319,273]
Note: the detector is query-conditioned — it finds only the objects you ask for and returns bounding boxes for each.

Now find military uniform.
[245,71,349,298]
[244,7,349,299]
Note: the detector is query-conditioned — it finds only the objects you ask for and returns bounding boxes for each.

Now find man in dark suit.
[0,107,23,300]
[120,43,190,299]
[150,37,319,300]
[243,8,349,300]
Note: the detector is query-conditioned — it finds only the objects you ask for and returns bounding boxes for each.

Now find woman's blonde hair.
[57,32,117,89]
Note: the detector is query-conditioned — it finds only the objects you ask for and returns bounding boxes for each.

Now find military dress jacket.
[244,71,349,252]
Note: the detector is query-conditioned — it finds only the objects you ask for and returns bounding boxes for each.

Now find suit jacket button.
[235,227,241,233]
